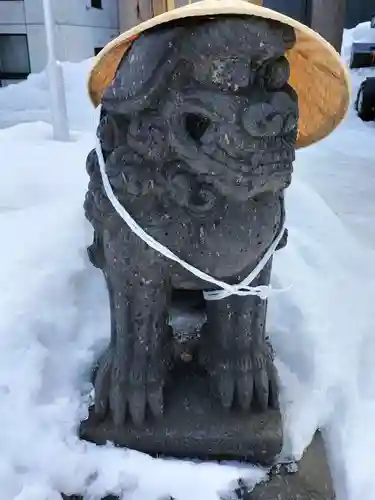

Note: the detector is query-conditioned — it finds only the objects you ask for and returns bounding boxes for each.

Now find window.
[91,0,102,9]
[0,34,30,86]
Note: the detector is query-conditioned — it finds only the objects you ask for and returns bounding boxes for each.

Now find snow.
[0,21,375,500]
[0,123,269,499]
[0,60,98,132]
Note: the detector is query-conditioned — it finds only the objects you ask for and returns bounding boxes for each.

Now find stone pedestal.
[80,362,282,465]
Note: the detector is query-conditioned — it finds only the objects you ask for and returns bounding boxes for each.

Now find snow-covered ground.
[0,21,375,500]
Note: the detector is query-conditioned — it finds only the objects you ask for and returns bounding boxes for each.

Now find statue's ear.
[102,26,184,114]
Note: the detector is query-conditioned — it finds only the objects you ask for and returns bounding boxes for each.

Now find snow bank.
[0,123,267,499]
[342,21,375,98]
[0,60,98,132]
[2,116,375,500]
[342,21,375,62]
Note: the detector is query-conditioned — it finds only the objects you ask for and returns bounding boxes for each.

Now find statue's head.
[97,16,298,207]
[88,1,349,216]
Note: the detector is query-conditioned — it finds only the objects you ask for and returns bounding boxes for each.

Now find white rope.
[96,136,288,301]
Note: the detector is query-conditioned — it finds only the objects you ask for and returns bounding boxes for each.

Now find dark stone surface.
[80,20,302,500]
[83,15,298,440]
[81,361,282,465]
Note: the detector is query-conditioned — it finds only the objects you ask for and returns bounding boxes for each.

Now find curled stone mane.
[85,15,298,233]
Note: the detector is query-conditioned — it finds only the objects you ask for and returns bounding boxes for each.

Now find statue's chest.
[125,192,283,279]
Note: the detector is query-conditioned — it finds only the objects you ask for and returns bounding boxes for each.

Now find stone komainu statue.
[84,15,297,426]
[80,0,349,480]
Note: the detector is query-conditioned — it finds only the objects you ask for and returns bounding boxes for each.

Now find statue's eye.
[264,56,290,90]
[184,113,211,142]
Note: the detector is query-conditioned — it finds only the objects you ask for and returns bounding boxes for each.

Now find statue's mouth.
[205,140,295,163]
[200,138,295,176]
[232,162,293,192]
[165,89,297,178]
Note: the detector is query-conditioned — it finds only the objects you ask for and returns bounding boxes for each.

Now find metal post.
[42,0,70,141]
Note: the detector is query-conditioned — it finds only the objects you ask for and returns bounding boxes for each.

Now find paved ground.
[295,115,375,251]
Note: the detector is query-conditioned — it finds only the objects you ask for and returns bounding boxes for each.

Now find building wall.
[345,0,374,28]
[26,24,119,73]
[264,0,373,28]
[0,0,26,26]
[0,0,120,77]
[119,0,205,32]
[1,0,374,83]
[0,23,27,35]
[263,0,311,24]
[119,0,312,31]
[32,0,119,28]
[119,0,139,31]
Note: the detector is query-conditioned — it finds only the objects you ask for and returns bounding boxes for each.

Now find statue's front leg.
[93,231,173,426]
[201,260,278,411]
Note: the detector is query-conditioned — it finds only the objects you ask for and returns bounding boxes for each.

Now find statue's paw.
[92,344,166,426]
[204,343,279,412]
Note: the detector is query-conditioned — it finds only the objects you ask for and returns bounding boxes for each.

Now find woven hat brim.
[88,0,351,149]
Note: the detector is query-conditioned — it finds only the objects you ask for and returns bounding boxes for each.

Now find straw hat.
[88,0,351,149]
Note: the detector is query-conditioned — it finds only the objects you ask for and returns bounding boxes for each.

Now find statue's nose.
[242,91,297,138]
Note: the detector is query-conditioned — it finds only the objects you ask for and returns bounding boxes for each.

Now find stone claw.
[93,346,112,419]
[92,344,167,426]
[128,384,147,426]
[253,353,270,411]
[148,384,164,418]
[218,371,235,409]
[236,372,254,411]
[205,347,278,411]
